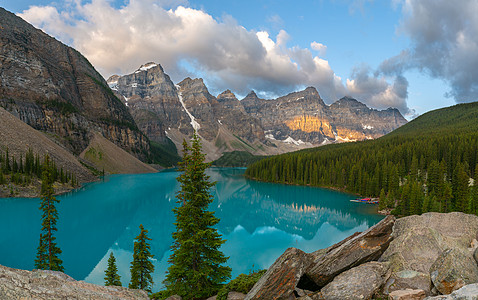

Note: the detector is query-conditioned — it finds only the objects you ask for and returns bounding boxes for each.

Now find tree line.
[0,148,78,189]
[246,102,478,217]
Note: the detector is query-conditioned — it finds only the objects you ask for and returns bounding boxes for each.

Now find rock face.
[245,247,313,300]
[244,212,478,300]
[389,289,426,300]
[319,261,390,300]
[429,248,478,295]
[379,212,478,295]
[0,264,148,300]
[305,215,395,288]
[246,216,395,299]
[0,8,149,160]
[424,284,478,300]
[109,64,407,161]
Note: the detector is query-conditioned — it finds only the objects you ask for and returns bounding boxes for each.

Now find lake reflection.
[0,168,382,291]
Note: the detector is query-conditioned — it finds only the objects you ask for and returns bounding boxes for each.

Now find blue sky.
[6,0,476,118]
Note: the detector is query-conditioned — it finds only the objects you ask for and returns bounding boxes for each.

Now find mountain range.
[108,63,407,161]
[0,6,406,183]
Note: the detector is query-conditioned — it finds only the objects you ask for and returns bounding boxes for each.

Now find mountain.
[108,63,407,161]
[0,8,149,162]
[246,101,478,217]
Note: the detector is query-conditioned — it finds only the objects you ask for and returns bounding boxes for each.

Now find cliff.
[0,8,149,161]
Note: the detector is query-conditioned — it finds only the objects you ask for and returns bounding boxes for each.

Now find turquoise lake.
[0,168,382,291]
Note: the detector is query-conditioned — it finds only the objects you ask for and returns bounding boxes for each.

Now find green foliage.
[246,101,478,217]
[212,151,267,167]
[148,139,181,167]
[164,132,231,299]
[0,147,76,188]
[104,252,122,286]
[129,224,154,293]
[217,269,266,300]
[34,155,63,272]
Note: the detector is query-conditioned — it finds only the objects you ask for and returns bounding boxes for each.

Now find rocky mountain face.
[109,63,407,160]
[0,8,149,160]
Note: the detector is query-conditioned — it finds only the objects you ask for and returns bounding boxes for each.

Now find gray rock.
[379,212,478,295]
[424,283,478,299]
[389,289,426,300]
[429,248,478,295]
[245,247,313,300]
[320,261,390,300]
[227,292,246,300]
[305,215,395,288]
[165,296,182,300]
[0,264,148,299]
[474,247,478,265]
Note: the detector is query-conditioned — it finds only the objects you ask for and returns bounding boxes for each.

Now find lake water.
[0,168,382,291]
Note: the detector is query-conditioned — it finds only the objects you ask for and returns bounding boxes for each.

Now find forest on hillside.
[246,102,478,217]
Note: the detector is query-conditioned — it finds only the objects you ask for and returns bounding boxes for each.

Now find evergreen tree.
[34,155,63,272]
[165,132,231,299]
[129,224,154,292]
[104,252,122,286]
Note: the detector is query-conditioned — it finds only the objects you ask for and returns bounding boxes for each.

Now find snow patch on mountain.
[176,85,200,131]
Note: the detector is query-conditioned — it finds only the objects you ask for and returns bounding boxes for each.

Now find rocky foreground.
[2,212,478,299]
[244,212,478,300]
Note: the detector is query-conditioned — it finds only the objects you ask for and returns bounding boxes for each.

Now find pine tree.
[165,132,231,299]
[104,252,122,286]
[129,224,154,292]
[34,155,63,271]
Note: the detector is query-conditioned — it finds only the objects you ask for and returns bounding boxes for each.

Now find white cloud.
[386,0,478,103]
[310,42,327,56]
[18,0,410,115]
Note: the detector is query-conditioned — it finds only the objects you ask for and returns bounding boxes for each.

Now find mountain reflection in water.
[0,168,382,291]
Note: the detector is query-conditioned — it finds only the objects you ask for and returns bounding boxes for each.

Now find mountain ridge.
[108,62,407,161]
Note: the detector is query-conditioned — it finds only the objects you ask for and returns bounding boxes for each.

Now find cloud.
[347,65,410,114]
[386,0,478,103]
[310,42,327,56]
[18,0,410,115]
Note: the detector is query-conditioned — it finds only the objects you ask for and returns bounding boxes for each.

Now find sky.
[4,0,478,118]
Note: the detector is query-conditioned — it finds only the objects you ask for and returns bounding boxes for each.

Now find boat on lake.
[350,198,379,204]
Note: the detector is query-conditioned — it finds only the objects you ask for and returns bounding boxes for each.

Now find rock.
[305,215,395,288]
[470,239,478,250]
[320,261,390,300]
[379,212,478,295]
[474,247,478,265]
[165,296,182,300]
[245,247,313,300]
[389,289,426,300]
[227,291,246,299]
[0,264,148,299]
[424,283,478,299]
[429,248,478,295]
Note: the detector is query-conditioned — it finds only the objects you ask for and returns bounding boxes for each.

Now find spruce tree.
[104,252,122,286]
[34,155,63,271]
[165,132,231,299]
[129,224,154,292]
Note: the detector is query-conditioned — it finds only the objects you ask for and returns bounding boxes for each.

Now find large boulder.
[305,215,395,288]
[379,212,478,295]
[0,264,148,299]
[245,247,313,300]
[320,261,390,300]
[429,248,478,295]
[424,283,478,299]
